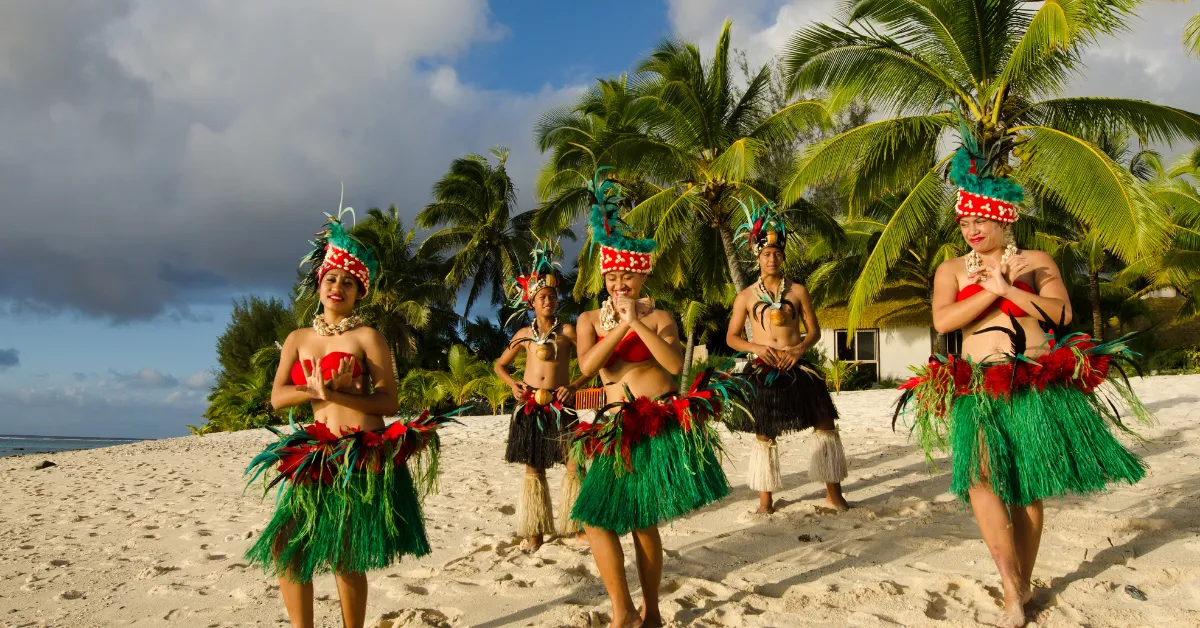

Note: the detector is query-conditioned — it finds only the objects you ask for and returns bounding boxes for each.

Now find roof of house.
[817,298,931,330]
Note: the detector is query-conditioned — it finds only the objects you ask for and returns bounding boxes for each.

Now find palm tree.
[479,372,515,415]
[1123,146,1200,318]
[535,21,830,295]
[654,269,736,384]
[352,207,450,364]
[417,148,536,316]
[806,193,964,351]
[782,0,1200,332]
[398,368,448,415]
[461,314,510,363]
[426,344,491,407]
[1037,133,1160,339]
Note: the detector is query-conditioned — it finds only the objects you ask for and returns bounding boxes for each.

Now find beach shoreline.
[3,374,1198,627]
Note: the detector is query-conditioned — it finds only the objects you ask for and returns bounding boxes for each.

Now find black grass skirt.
[505,393,577,468]
[737,359,839,438]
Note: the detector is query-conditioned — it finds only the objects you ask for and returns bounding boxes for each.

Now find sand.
[3,374,1199,627]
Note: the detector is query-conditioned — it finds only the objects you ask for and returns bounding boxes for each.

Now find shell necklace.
[756,277,791,327]
[314,314,363,336]
[531,317,560,361]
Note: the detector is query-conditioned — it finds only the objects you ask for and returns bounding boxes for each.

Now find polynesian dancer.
[244,193,458,628]
[893,137,1150,627]
[569,168,751,628]
[492,240,592,552]
[725,199,849,514]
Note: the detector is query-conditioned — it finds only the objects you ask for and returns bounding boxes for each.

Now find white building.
[814,299,938,381]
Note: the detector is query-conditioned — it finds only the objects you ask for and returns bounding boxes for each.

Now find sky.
[2,0,1198,438]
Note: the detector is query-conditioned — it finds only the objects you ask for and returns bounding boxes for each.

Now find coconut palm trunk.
[682,326,697,385]
[1089,270,1103,340]
[718,221,750,289]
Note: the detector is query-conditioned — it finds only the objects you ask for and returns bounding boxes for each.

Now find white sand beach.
[3,374,1199,627]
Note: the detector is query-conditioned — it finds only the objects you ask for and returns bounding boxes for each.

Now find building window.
[834,329,879,381]
[945,330,963,356]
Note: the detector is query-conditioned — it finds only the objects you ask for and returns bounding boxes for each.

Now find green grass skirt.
[949,386,1146,505]
[571,421,729,535]
[245,463,430,582]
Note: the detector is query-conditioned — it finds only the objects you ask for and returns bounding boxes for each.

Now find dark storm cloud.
[1,0,580,322]
[0,349,18,370]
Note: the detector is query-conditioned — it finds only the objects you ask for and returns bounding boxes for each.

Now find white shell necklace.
[313,314,363,336]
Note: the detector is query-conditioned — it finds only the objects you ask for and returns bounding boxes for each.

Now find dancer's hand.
[555,384,575,404]
[510,380,530,398]
[1001,253,1030,283]
[778,346,805,371]
[756,345,780,367]
[980,259,1011,296]
[329,356,357,391]
[296,356,331,401]
[614,295,640,324]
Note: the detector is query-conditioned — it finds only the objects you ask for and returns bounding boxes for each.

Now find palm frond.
[1014,125,1171,261]
[844,170,950,332]
[780,113,952,207]
[1018,97,1200,147]
[1185,9,1200,57]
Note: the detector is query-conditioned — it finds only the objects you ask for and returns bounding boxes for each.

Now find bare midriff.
[601,360,676,403]
[751,308,805,352]
[308,352,382,435]
[522,334,574,390]
[959,274,1051,363]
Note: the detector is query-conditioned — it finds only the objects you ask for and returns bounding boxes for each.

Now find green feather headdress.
[587,167,656,274]
[299,187,380,298]
[734,197,787,253]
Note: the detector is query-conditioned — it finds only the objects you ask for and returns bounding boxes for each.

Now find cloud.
[0,368,205,437]
[666,0,1199,142]
[113,368,179,389]
[0,348,18,370]
[1,0,580,321]
[183,370,215,390]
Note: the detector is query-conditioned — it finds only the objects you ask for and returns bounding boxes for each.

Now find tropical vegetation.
[197,3,1200,433]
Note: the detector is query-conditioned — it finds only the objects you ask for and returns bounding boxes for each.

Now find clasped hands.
[296,355,360,401]
[968,254,1030,297]
[510,381,576,403]
[756,345,805,370]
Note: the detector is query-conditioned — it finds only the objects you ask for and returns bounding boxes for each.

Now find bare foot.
[824,494,850,512]
[1021,583,1033,606]
[640,606,663,628]
[997,600,1026,628]
[609,613,642,628]
[519,535,543,553]
[755,504,776,515]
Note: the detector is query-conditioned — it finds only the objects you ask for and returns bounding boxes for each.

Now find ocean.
[0,435,145,458]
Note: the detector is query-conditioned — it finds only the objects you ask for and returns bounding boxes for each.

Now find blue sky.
[1,0,1197,438]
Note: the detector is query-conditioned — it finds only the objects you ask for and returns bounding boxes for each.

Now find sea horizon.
[0,434,148,458]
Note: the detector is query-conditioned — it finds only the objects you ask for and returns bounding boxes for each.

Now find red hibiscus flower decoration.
[361,430,383,448]
[305,422,338,443]
[383,419,410,441]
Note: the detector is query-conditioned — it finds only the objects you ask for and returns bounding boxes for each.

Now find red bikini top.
[290,352,362,386]
[597,332,654,367]
[957,281,1036,319]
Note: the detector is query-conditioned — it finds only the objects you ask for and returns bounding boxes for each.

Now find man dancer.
[726,201,848,514]
[494,241,590,551]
